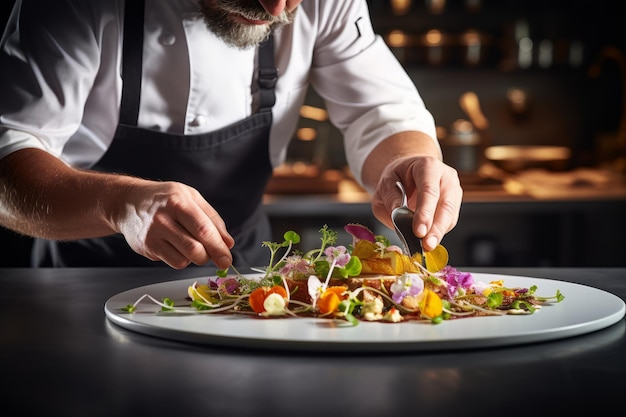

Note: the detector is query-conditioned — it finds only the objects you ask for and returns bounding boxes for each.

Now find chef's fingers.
[174,196,235,269]
[409,159,462,251]
[370,156,461,244]
[132,204,209,269]
[143,238,193,269]
[146,213,232,270]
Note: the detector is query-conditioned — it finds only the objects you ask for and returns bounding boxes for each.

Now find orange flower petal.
[421,289,443,319]
[249,287,269,313]
[249,286,288,313]
[267,285,288,298]
[325,286,347,298]
[318,291,340,314]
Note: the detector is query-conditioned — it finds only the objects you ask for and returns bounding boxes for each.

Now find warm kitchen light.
[506,88,528,115]
[390,0,411,15]
[426,0,446,14]
[425,30,444,65]
[388,30,408,47]
[462,30,482,66]
[426,30,443,46]
[296,127,317,141]
[299,105,328,122]
[462,30,480,46]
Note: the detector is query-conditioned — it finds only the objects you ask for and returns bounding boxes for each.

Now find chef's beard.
[197,0,297,49]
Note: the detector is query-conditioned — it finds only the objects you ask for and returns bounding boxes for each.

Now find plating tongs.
[391,181,427,269]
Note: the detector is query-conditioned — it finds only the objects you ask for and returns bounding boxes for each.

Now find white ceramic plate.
[104,273,625,352]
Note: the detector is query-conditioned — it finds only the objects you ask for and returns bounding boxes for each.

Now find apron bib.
[32,0,277,267]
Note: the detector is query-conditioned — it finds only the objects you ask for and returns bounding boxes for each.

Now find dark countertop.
[1,267,625,416]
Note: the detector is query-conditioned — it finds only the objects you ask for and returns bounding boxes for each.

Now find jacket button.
[158,32,176,46]
[189,115,207,127]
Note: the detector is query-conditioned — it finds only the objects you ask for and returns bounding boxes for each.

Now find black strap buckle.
[258,67,278,90]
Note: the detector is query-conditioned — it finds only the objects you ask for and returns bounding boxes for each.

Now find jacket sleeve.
[307,0,439,186]
[0,0,122,161]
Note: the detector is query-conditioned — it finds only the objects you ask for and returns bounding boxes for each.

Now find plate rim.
[104,272,626,353]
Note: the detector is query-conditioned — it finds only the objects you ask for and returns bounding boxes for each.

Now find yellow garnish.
[420,289,443,319]
[413,244,449,273]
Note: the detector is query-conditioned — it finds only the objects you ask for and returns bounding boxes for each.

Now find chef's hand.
[115,181,235,269]
[0,148,235,270]
[370,155,462,252]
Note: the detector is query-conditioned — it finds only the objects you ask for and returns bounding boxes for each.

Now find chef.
[0,0,462,268]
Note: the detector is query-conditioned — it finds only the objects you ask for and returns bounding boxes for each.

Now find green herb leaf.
[343,256,362,277]
[486,292,503,308]
[160,297,175,312]
[283,230,300,245]
[511,299,536,313]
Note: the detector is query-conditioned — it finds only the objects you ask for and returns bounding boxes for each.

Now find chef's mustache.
[200,0,293,25]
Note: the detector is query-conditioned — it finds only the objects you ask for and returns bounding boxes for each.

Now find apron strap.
[258,35,277,112]
[119,0,145,126]
[119,0,277,125]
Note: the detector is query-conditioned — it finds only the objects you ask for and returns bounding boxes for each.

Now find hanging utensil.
[391,181,427,268]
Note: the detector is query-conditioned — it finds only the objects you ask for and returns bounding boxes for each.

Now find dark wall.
[0,0,33,267]
[1,1,14,32]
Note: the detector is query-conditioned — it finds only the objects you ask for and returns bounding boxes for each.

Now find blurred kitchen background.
[1,0,625,267]
[265,0,626,268]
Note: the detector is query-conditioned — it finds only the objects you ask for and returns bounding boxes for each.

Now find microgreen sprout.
[261,230,301,277]
[161,297,175,312]
[303,225,337,263]
[119,223,565,327]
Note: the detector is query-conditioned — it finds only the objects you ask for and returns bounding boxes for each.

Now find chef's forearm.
[0,148,128,240]
[361,131,442,191]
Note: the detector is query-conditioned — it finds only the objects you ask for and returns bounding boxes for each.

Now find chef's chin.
[208,19,272,49]
[197,0,296,49]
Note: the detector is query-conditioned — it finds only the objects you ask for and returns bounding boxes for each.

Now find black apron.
[32,0,277,268]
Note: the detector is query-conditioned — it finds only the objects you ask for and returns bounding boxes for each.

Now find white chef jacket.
[0,0,437,190]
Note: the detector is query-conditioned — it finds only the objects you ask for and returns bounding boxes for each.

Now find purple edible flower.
[216,277,239,295]
[390,273,424,304]
[324,246,351,267]
[279,255,312,276]
[441,265,473,299]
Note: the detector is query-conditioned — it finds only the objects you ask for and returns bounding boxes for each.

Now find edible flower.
[249,286,288,315]
[188,282,211,301]
[317,286,348,315]
[344,223,376,244]
[214,277,240,295]
[441,266,474,299]
[472,280,493,296]
[262,293,287,316]
[279,255,313,278]
[390,273,424,304]
[420,289,443,319]
[308,275,325,305]
[307,275,348,314]
[324,245,350,267]
[123,223,565,327]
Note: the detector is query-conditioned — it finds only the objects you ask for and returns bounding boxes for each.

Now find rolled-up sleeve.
[0,0,121,162]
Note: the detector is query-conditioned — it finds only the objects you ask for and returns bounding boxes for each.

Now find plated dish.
[105,224,624,352]
[105,273,625,352]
